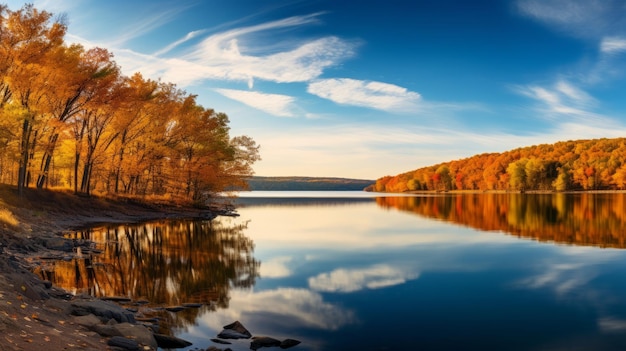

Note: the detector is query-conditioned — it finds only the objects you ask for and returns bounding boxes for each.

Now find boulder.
[44,237,73,252]
[251,336,281,350]
[217,321,252,339]
[280,339,301,349]
[71,299,136,323]
[112,323,157,349]
[165,306,186,312]
[153,333,193,348]
[211,338,232,344]
[73,314,102,329]
[107,336,139,351]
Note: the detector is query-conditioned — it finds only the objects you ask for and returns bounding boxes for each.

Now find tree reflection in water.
[36,218,259,335]
[377,193,626,248]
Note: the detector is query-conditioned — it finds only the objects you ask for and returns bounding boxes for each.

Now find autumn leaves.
[0,5,259,202]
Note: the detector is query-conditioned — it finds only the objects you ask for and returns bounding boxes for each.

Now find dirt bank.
[0,185,227,350]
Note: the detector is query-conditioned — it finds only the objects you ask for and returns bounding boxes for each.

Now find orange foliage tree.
[373,138,626,193]
[0,5,260,203]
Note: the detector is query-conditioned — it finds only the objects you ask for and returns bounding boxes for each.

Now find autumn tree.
[0,4,67,194]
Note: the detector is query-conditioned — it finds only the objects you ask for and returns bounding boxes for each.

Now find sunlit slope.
[371,138,626,192]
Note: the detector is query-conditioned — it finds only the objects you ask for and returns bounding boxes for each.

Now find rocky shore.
[0,185,262,351]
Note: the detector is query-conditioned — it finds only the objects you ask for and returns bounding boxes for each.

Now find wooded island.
[0,5,260,204]
[370,138,626,193]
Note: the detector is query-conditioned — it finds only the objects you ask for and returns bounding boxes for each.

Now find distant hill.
[246,176,374,191]
[370,137,626,193]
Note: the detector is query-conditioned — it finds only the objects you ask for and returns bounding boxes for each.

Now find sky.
[6,0,626,180]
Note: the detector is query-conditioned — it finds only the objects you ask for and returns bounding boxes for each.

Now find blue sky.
[7,0,626,179]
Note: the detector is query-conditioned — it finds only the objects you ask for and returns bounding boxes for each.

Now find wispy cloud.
[215,88,297,117]
[164,13,355,88]
[60,9,356,93]
[600,37,626,54]
[515,79,604,120]
[307,78,421,112]
[260,256,293,278]
[516,0,626,39]
[308,264,419,293]
[199,288,355,332]
[153,29,207,56]
[514,262,595,295]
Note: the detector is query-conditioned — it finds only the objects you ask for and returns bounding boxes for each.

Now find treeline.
[245,176,374,191]
[0,5,259,203]
[370,138,626,193]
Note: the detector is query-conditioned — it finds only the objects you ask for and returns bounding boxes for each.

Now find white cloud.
[514,262,594,295]
[260,256,293,278]
[308,264,419,293]
[139,13,356,88]
[215,88,296,117]
[598,317,626,332]
[63,11,355,91]
[198,288,355,332]
[307,78,421,112]
[600,37,626,54]
[153,29,208,56]
[516,0,624,39]
[516,80,602,120]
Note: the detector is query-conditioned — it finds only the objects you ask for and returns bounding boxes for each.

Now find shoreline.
[0,185,229,351]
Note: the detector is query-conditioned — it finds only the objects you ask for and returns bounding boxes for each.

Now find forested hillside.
[0,5,259,203]
[245,176,374,190]
[370,138,626,192]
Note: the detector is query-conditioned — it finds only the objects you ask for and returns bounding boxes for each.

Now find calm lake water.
[39,191,626,350]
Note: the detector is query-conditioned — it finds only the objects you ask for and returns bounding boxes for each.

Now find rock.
[44,237,73,252]
[217,321,252,339]
[280,339,301,349]
[9,274,49,301]
[71,299,136,323]
[136,317,159,323]
[211,338,232,344]
[101,296,132,303]
[206,347,231,351]
[153,333,192,348]
[217,329,252,340]
[165,306,186,312]
[107,336,140,351]
[250,336,281,350]
[113,323,157,349]
[73,314,102,329]
[92,324,120,337]
[182,302,203,308]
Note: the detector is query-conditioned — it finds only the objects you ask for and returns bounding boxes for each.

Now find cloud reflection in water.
[308,264,419,293]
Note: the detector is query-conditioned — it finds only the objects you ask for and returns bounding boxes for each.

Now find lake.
[38,191,626,350]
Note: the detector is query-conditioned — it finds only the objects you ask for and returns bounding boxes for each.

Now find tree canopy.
[0,4,260,203]
[371,138,626,193]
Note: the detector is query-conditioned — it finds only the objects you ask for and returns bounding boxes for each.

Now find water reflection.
[35,219,259,336]
[377,193,626,248]
[32,193,626,350]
